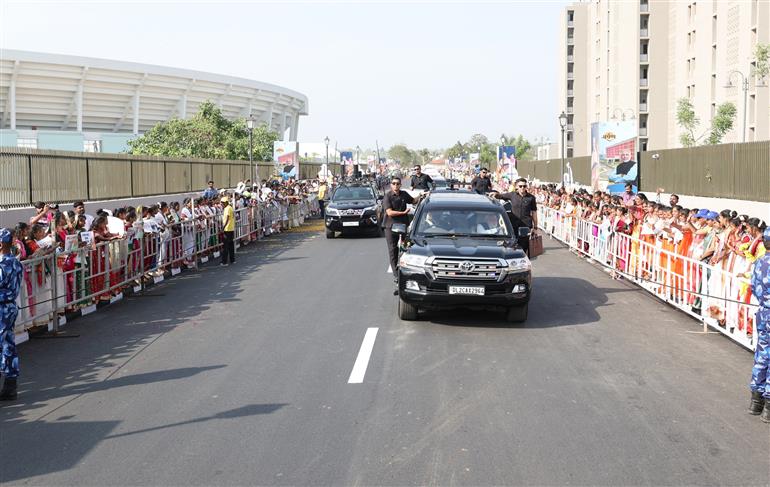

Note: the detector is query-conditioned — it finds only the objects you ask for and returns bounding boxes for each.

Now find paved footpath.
[1,225,768,486]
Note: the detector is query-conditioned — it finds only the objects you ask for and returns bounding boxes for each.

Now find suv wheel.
[506,303,528,323]
[398,297,419,320]
[325,228,335,239]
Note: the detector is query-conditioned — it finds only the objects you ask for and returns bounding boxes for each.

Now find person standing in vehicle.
[470,168,493,194]
[382,177,414,291]
[493,177,538,255]
[748,227,770,422]
[0,228,23,400]
[410,165,433,191]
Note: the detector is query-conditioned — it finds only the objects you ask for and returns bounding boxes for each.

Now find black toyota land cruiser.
[324,183,383,238]
[394,190,532,322]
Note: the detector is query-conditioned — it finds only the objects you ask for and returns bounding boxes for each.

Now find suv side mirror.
[391,223,407,234]
[518,227,531,237]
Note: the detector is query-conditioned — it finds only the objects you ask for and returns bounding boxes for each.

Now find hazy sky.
[1,0,568,150]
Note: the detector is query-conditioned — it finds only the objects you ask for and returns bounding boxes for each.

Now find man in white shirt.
[73,201,94,230]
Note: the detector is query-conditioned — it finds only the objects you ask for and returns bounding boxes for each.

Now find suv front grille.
[430,258,504,281]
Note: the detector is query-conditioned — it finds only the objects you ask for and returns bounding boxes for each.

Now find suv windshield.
[332,186,375,201]
[415,209,512,237]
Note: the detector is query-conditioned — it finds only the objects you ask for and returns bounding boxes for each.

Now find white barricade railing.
[538,206,760,351]
[13,195,318,338]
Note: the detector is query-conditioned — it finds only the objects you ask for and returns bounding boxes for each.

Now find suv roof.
[424,191,501,210]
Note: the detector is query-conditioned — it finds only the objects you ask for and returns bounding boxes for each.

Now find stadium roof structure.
[0,50,308,139]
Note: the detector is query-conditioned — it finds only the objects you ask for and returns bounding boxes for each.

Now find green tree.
[705,102,737,145]
[676,97,699,147]
[128,101,279,160]
[676,97,737,146]
[754,42,770,80]
[387,143,416,166]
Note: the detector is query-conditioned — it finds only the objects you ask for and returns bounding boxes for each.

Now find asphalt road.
[2,222,768,486]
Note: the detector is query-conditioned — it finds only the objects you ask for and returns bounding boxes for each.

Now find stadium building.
[0,50,309,153]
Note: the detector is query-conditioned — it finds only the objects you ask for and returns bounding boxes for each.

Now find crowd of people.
[530,182,766,331]
[5,178,321,325]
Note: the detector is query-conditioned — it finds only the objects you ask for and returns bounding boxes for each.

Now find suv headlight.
[362,205,377,212]
[326,207,340,216]
[399,253,428,269]
[505,257,531,272]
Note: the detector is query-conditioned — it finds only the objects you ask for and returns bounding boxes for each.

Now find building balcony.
[640,3,649,13]
[640,53,649,62]
[639,102,648,112]
[566,107,574,114]
[567,89,574,96]
[640,78,649,87]
[639,127,648,136]
[567,55,574,62]
[567,72,574,79]
[568,20,574,27]
[640,28,649,37]
[566,139,574,147]
[566,124,574,131]
[567,37,574,45]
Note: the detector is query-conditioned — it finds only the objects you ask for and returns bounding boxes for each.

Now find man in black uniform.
[470,167,493,194]
[382,177,415,293]
[410,165,433,191]
[493,177,538,256]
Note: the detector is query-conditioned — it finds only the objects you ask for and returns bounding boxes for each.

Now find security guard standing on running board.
[748,226,770,422]
[382,176,415,294]
[0,228,23,401]
[493,177,538,256]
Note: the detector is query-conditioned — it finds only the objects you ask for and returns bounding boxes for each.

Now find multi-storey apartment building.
[559,0,769,157]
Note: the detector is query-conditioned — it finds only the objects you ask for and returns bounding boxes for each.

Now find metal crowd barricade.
[12,196,319,339]
[537,206,760,351]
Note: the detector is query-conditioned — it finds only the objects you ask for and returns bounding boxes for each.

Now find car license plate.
[342,221,359,227]
[448,286,485,296]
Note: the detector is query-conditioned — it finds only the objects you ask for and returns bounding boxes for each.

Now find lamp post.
[558,111,567,187]
[610,108,636,121]
[724,70,749,142]
[324,135,330,179]
[246,114,256,184]
[355,145,361,178]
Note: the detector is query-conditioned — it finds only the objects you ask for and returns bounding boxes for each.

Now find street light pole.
[558,111,567,187]
[725,70,749,143]
[246,114,256,184]
[355,145,361,178]
[324,135,330,180]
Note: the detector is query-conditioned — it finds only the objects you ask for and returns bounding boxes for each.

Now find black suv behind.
[395,191,532,322]
[325,183,382,238]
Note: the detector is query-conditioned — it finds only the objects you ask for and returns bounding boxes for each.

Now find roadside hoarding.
[340,151,354,177]
[496,145,518,183]
[273,141,299,180]
[590,121,638,194]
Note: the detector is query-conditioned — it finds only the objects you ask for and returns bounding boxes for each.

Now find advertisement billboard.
[340,151,354,177]
[496,145,518,183]
[273,141,299,180]
[590,121,638,194]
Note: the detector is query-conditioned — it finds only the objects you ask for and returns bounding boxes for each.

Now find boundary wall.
[0,147,341,209]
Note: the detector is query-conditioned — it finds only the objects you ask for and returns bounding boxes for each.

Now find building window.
[17,138,37,149]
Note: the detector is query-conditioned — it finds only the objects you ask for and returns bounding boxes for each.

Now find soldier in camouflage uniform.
[748,227,770,422]
[0,227,23,401]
